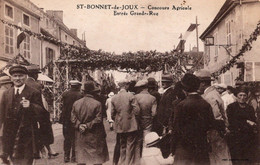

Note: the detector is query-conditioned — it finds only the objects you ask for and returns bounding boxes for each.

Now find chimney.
[46,10,63,22]
[70,29,77,37]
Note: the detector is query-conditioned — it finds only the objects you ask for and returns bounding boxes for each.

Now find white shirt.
[14,84,25,95]
[221,91,236,110]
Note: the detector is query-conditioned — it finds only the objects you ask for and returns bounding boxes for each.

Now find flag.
[17,32,26,48]
[187,24,198,32]
[175,23,199,52]
[182,24,199,40]
[17,22,26,48]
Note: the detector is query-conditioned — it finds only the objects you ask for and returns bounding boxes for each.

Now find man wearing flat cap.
[135,79,157,144]
[156,74,176,135]
[71,81,109,165]
[194,69,231,165]
[111,80,141,165]
[61,80,83,163]
[0,65,45,165]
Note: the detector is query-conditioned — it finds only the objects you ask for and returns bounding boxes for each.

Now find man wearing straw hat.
[0,65,44,165]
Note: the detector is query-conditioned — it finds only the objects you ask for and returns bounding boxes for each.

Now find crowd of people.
[0,64,260,165]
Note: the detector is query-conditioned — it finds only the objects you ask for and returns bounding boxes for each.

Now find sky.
[31,0,226,54]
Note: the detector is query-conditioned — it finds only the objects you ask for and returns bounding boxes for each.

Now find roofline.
[28,2,85,46]
[54,19,85,45]
[200,0,260,40]
[200,0,236,40]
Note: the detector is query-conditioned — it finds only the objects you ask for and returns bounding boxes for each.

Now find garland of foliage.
[2,18,260,77]
[58,48,179,72]
[212,21,260,78]
[0,18,181,72]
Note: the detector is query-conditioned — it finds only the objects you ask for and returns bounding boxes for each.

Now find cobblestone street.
[35,121,116,165]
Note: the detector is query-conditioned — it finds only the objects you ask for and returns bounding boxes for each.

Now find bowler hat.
[0,75,12,85]
[135,79,148,87]
[181,73,200,92]
[145,132,161,147]
[194,69,213,81]
[26,64,41,73]
[69,80,82,86]
[83,81,95,93]
[147,77,158,87]
[161,74,173,82]
[9,65,28,75]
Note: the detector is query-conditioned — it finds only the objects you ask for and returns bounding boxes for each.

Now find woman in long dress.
[227,86,257,165]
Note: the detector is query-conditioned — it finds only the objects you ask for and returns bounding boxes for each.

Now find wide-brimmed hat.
[161,74,173,82]
[145,132,161,147]
[0,75,12,85]
[194,69,213,81]
[181,73,200,92]
[69,80,82,86]
[135,79,148,88]
[9,65,28,75]
[26,64,41,73]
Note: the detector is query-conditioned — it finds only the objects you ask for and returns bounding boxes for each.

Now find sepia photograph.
[0,0,260,164]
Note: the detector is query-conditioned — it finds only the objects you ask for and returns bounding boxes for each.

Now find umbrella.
[37,73,54,83]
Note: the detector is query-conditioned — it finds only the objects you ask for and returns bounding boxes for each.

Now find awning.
[38,73,54,83]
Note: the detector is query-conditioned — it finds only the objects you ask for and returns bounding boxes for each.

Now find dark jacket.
[71,94,109,164]
[26,78,54,145]
[0,85,44,159]
[172,94,216,165]
[156,87,176,135]
[26,77,42,92]
[226,102,258,163]
[60,88,83,125]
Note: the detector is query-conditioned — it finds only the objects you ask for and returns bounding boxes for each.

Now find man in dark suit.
[61,80,83,163]
[172,73,216,165]
[0,65,44,165]
[25,64,58,159]
[156,74,176,135]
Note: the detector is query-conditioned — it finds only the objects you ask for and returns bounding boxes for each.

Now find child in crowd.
[141,132,174,165]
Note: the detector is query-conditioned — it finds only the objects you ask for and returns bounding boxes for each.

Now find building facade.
[0,0,41,67]
[200,0,260,85]
[0,0,86,77]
